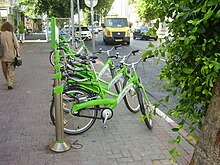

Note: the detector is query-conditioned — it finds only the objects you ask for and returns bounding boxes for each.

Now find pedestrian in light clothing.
[0,21,20,90]
[18,22,25,43]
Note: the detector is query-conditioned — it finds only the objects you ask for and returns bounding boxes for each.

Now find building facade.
[0,0,20,30]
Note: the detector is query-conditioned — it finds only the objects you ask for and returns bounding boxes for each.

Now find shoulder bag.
[0,32,5,57]
[12,32,22,66]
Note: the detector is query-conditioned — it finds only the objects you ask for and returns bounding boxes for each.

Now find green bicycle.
[49,37,89,66]
[50,52,154,135]
[60,47,140,113]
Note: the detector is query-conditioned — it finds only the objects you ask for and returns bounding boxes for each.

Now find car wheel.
[127,41,130,45]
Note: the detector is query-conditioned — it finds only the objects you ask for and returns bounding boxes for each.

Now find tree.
[19,0,114,18]
[135,0,220,164]
[136,0,160,25]
[82,0,114,25]
[189,75,220,164]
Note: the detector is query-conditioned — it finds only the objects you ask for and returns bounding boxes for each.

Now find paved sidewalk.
[0,41,194,165]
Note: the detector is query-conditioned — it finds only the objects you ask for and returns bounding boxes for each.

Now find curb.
[156,108,196,147]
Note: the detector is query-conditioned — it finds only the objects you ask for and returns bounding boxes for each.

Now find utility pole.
[71,0,75,45]
[90,0,95,52]
[84,0,98,52]
[77,0,82,40]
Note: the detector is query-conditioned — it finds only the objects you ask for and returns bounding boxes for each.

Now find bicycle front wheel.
[137,88,153,129]
[50,87,98,135]
[123,77,140,113]
[110,68,122,94]
[49,48,66,66]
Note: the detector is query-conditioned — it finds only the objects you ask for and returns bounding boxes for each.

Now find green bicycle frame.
[96,57,115,85]
[71,62,144,113]
[56,40,88,60]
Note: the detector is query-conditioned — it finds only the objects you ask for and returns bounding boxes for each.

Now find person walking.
[0,21,20,90]
[18,22,25,43]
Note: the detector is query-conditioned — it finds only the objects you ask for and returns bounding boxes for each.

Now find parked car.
[75,26,92,40]
[88,25,99,34]
[97,26,102,32]
[133,26,157,41]
[59,31,69,37]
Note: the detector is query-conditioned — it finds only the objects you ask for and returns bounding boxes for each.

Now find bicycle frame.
[70,61,145,113]
[96,56,117,85]
[64,52,121,95]
[54,40,89,61]
[62,45,122,93]
[66,60,120,98]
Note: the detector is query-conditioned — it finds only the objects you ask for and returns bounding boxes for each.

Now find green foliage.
[139,0,220,140]
[169,147,181,163]
[19,0,40,17]
[94,0,115,17]
[19,0,114,18]
[139,114,147,124]
[83,0,114,25]
[159,0,220,129]
[132,0,170,25]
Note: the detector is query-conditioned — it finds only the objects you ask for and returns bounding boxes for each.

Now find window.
[106,18,128,27]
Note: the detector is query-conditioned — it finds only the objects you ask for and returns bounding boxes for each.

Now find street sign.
[84,0,98,8]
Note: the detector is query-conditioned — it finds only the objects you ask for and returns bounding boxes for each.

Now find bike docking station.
[49,17,71,152]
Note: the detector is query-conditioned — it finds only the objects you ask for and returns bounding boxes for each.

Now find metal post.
[77,0,82,40]
[50,17,71,153]
[91,0,95,52]
[71,0,75,45]
[121,0,123,16]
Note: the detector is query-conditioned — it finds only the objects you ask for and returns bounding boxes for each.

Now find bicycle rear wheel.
[123,77,140,113]
[50,87,98,135]
[137,88,153,129]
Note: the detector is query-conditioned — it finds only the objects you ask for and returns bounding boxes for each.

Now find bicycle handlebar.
[98,44,122,55]
[143,55,155,61]
[120,52,155,67]
[131,50,139,54]
[117,49,140,62]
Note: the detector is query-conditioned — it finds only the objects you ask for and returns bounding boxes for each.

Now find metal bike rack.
[50,17,71,152]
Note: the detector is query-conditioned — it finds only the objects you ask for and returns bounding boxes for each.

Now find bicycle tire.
[123,76,140,113]
[50,87,98,135]
[110,68,122,94]
[49,48,67,66]
[137,88,153,129]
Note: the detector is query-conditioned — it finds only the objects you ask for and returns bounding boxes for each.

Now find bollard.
[50,85,71,152]
[49,47,71,152]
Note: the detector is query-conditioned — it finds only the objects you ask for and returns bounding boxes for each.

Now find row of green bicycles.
[50,37,155,135]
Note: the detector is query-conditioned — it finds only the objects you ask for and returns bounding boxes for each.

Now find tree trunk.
[189,76,220,165]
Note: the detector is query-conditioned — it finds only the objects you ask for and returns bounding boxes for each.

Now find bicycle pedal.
[102,124,108,129]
